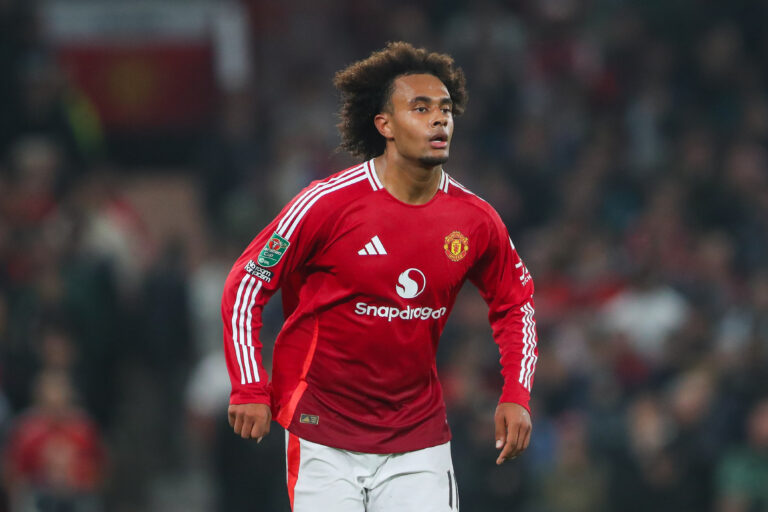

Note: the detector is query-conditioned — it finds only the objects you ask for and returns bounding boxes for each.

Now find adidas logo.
[358,235,387,256]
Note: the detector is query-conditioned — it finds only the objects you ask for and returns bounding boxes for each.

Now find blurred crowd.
[2,0,768,511]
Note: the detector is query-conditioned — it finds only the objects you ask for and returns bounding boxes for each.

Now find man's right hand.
[228,403,271,441]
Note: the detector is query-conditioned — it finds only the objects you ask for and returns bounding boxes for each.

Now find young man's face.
[382,73,454,167]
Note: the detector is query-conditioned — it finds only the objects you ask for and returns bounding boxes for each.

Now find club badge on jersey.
[258,232,290,267]
[443,231,469,262]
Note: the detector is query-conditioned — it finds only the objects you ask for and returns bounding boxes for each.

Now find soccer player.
[222,42,538,511]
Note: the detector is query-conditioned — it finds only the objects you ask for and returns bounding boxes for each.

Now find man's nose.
[432,114,448,127]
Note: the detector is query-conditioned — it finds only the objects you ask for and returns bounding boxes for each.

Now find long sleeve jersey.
[222,159,538,454]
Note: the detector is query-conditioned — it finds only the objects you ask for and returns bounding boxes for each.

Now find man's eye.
[442,108,452,114]
[415,107,428,112]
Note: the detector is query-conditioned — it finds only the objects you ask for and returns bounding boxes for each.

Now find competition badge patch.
[444,231,469,262]
[257,232,290,267]
[299,413,319,425]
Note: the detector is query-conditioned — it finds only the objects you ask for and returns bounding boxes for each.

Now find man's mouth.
[429,134,448,149]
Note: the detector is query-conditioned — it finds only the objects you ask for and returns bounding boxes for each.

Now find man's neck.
[373,152,442,205]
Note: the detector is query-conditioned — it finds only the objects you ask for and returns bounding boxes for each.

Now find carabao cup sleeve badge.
[257,232,290,267]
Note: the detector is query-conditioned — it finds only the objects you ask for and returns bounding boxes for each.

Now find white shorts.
[285,432,459,512]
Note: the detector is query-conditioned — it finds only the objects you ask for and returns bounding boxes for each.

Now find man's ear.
[374,113,393,140]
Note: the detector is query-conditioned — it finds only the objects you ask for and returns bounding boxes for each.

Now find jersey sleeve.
[468,209,537,412]
[221,186,328,406]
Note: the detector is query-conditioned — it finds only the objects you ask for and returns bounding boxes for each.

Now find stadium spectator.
[717,397,768,512]
[3,370,106,512]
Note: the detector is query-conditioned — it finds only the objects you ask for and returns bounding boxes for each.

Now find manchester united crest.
[444,231,469,262]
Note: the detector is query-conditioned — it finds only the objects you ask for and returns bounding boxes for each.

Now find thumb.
[494,413,507,449]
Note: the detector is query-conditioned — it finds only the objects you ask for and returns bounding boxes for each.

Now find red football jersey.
[222,159,538,453]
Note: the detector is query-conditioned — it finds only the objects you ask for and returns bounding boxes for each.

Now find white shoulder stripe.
[365,162,378,190]
[367,159,383,190]
[448,176,490,203]
[277,164,365,234]
[277,168,366,237]
[448,177,472,194]
[283,174,369,240]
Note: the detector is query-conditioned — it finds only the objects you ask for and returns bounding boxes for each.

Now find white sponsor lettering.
[515,260,532,286]
[244,260,273,283]
[354,302,447,322]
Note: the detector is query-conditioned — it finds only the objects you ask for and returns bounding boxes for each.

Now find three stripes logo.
[518,302,537,391]
[358,235,387,256]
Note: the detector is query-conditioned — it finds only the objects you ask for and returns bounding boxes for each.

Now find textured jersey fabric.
[221,159,538,453]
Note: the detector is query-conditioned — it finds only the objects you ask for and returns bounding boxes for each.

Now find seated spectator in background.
[664,368,724,511]
[717,397,768,512]
[3,370,106,512]
[601,266,689,364]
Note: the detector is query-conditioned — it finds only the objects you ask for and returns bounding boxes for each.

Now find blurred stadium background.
[2,0,768,511]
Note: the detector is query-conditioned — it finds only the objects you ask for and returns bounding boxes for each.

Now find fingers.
[228,408,236,427]
[240,415,255,439]
[494,410,507,450]
[520,409,532,453]
[232,411,244,436]
[250,417,270,441]
[494,404,533,465]
[252,423,270,443]
[513,421,527,454]
[496,421,520,465]
[229,404,271,441]
[495,445,512,465]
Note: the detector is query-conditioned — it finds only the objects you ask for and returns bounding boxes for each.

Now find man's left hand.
[494,402,532,465]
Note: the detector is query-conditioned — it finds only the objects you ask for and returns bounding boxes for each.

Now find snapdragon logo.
[396,268,426,299]
[354,303,448,322]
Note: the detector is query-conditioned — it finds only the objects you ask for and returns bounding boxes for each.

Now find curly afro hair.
[334,41,468,160]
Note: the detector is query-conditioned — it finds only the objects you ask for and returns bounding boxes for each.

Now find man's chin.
[419,154,449,167]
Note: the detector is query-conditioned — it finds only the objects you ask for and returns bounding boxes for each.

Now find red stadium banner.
[41,0,249,130]
[57,43,214,129]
